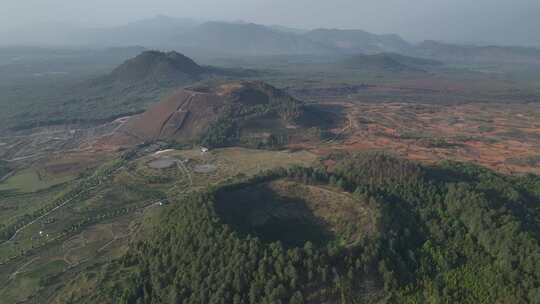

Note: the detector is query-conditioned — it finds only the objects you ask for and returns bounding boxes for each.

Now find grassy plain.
[0,169,74,193]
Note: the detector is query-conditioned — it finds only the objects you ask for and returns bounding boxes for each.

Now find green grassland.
[0,188,63,235]
[0,169,75,193]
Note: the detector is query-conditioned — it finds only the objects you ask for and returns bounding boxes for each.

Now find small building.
[153,149,174,156]
[157,200,170,206]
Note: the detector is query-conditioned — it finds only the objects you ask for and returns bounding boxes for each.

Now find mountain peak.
[342,53,441,72]
[304,28,411,54]
[103,80,305,148]
[108,50,205,83]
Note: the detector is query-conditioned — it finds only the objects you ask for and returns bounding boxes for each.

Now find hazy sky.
[3,0,539,46]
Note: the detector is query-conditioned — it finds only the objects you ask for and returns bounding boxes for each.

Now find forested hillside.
[52,152,540,303]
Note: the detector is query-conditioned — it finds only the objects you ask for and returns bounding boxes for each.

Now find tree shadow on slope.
[215,183,334,248]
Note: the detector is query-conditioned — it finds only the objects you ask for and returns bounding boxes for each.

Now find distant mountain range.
[175,22,336,56]
[78,15,199,47]
[342,53,443,72]
[413,40,540,64]
[3,15,540,64]
[304,29,412,54]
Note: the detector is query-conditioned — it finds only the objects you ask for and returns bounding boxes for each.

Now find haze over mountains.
[3,15,540,64]
[342,53,442,72]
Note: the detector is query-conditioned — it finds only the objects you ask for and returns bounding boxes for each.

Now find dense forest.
[199,83,304,148]
[55,152,540,303]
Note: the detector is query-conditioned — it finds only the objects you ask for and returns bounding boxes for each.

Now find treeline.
[0,204,144,266]
[0,159,126,243]
[8,110,146,132]
[1,148,165,264]
[199,85,304,149]
[201,117,290,149]
[57,152,540,303]
[325,152,540,302]
[200,118,239,148]
[0,145,149,243]
[200,116,291,149]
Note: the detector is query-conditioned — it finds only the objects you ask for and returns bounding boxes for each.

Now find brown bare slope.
[102,81,305,148]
